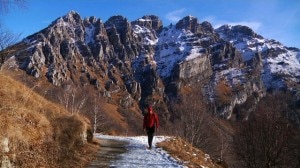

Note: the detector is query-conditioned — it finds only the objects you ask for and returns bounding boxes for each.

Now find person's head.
[148,105,153,114]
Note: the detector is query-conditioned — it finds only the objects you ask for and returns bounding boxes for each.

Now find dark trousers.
[146,126,155,148]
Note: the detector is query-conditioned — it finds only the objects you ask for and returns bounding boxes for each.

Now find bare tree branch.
[0,26,20,50]
[57,85,87,115]
[0,0,25,68]
[171,91,212,149]
[233,94,298,168]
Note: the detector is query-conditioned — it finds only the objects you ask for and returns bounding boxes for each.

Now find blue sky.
[2,0,300,48]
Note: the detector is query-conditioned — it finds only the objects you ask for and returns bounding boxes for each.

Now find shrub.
[216,80,232,105]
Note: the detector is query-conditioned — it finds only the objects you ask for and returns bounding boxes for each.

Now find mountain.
[216,24,300,90]
[1,11,299,128]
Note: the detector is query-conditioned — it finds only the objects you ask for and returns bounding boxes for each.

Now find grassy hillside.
[0,72,98,167]
[2,68,144,136]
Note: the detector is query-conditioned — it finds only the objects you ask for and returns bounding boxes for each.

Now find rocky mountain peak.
[104,15,136,50]
[176,15,200,33]
[105,15,130,31]
[233,25,261,38]
[83,16,98,25]
[131,15,163,33]
[62,10,82,25]
[216,24,263,41]
[200,21,214,34]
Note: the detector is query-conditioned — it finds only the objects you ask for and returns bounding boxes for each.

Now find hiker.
[143,105,159,149]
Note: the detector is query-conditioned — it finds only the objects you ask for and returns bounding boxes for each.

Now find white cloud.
[165,8,186,23]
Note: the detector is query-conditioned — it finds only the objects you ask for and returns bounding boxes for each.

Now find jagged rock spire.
[176,15,200,33]
[62,10,82,25]
[216,24,263,41]
[132,15,163,33]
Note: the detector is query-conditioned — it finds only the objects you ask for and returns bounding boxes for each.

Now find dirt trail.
[88,135,184,168]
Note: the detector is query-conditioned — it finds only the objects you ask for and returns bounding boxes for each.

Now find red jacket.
[143,112,159,129]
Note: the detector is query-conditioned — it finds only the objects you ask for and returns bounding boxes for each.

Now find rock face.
[131,15,163,33]
[1,137,13,168]
[215,24,300,118]
[176,55,211,80]
[4,11,300,120]
[216,24,300,90]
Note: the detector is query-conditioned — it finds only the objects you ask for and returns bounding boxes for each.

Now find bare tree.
[0,0,26,68]
[58,85,87,115]
[233,95,297,168]
[0,33,20,70]
[0,25,20,68]
[58,86,71,111]
[70,88,86,114]
[172,91,211,149]
[0,30,21,69]
[91,103,106,134]
[218,128,230,161]
[0,26,20,50]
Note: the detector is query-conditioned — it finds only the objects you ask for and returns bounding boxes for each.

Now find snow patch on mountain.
[267,51,300,80]
[155,25,206,78]
[232,38,266,62]
[132,25,158,45]
[137,18,152,22]
[214,68,245,86]
[131,24,158,72]
[85,25,95,44]
[262,50,300,89]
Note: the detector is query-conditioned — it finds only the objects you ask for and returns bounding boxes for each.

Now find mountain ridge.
[1,10,299,168]
[2,10,299,124]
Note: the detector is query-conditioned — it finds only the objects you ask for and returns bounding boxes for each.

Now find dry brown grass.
[157,137,227,168]
[216,80,232,105]
[103,103,129,129]
[3,69,144,135]
[0,72,97,167]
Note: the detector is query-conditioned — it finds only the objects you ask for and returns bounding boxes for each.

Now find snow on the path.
[95,134,186,168]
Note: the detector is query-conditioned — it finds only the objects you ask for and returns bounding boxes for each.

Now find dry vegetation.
[4,68,143,136]
[168,86,236,166]
[215,80,232,105]
[157,137,227,168]
[170,85,300,168]
[0,72,98,167]
[233,94,300,168]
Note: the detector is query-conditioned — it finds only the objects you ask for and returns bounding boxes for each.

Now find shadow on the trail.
[88,138,129,168]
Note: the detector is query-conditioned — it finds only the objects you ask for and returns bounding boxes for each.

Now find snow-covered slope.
[131,23,158,71]
[155,25,207,78]
[216,25,300,90]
